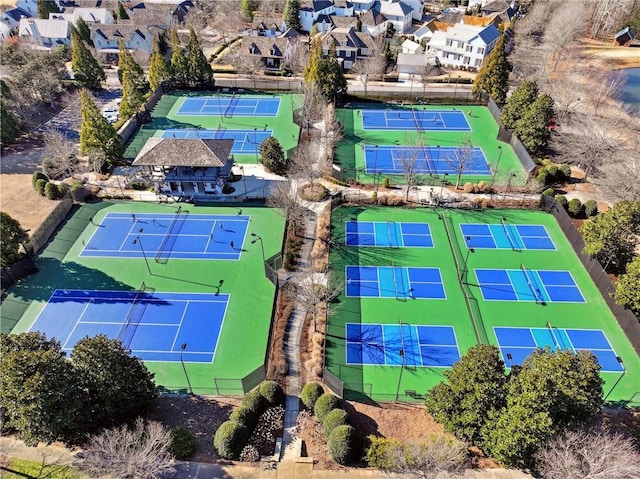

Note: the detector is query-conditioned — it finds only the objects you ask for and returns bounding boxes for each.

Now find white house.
[16,0,41,17]
[402,0,424,21]
[299,0,335,33]
[378,0,413,34]
[90,24,154,56]
[1,7,32,29]
[18,18,71,50]
[396,51,438,77]
[359,8,387,36]
[333,0,354,17]
[401,38,422,54]
[0,22,11,42]
[351,0,375,12]
[427,23,500,70]
[50,8,115,24]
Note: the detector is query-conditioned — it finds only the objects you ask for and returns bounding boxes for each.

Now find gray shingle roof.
[133,138,234,167]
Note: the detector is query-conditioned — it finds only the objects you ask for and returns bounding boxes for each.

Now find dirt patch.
[0,175,61,233]
[145,395,241,463]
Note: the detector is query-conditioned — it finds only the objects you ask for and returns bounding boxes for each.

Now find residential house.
[18,17,71,50]
[299,0,335,32]
[241,30,301,71]
[122,3,174,28]
[351,0,375,13]
[1,7,32,29]
[427,23,500,71]
[16,0,40,17]
[480,0,516,23]
[411,17,439,44]
[251,17,287,37]
[91,23,154,56]
[59,1,117,8]
[402,0,424,21]
[359,9,387,36]
[314,12,357,34]
[50,8,115,24]
[0,22,11,41]
[333,0,354,17]
[378,0,413,34]
[401,38,422,54]
[614,27,635,46]
[320,26,376,71]
[396,51,438,77]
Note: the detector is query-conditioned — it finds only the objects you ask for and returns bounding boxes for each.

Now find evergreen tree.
[614,255,640,316]
[259,137,289,175]
[75,18,93,47]
[0,212,29,267]
[186,28,213,88]
[303,36,322,86]
[119,71,144,119]
[0,81,19,146]
[472,34,510,105]
[316,46,347,101]
[169,28,189,88]
[79,89,122,162]
[117,39,145,88]
[514,93,554,156]
[37,0,60,19]
[71,32,105,90]
[241,0,257,21]
[500,79,538,130]
[116,1,129,20]
[284,0,301,31]
[148,39,172,91]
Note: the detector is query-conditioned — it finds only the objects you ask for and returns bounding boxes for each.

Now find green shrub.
[35,178,48,196]
[536,168,549,185]
[382,177,390,189]
[327,425,357,465]
[547,165,558,179]
[584,199,598,217]
[230,405,259,430]
[241,388,266,414]
[301,382,324,410]
[169,426,196,459]
[57,182,70,197]
[213,420,249,460]
[555,195,568,209]
[259,380,284,406]
[314,393,340,422]
[32,171,48,189]
[371,191,377,203]
[364,435,402,469]
[322,408,348,437]
[568,198,583,217]
[130,180,147,191]
[44,182,60,200]
[541,188,555,197]
[558,163,572,179]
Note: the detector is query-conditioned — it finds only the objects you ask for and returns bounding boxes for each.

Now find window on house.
[463,56,470,64]
[465,44,472,52]
[477,46,485,55]
[446,40,453,47]
[474,58,482,67]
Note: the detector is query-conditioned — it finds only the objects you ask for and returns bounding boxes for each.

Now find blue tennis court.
[346,323,460,367]
[364,145,490,175]
[460,223,556,250]
[362,109,470,131]
[494,327,624,372]
[474,268,586,303]
[29,290,228,363]
[345,221,433,248]
[160,129,272,154]
[346,266,446,300]
[176,96,280,117]
[80,213,250,261]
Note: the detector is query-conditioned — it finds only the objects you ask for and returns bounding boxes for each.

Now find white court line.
[170,300,190,352]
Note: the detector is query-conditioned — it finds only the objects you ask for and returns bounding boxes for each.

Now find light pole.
[132,228,151,275]
[240,165,248,200]
[180,343,194,395]
[503,173,516,201]
[436,145,440,173]
[253,128,259,163]
[493,145,503,184]
[251,232,265,262]
[604,356,625,401]
[460,236,474,281]
[409,74,414,99]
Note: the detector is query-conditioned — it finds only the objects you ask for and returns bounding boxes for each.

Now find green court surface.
[124,91,301,163]
[335,103,527,187]
[2,202,285,396]
[327,206,640,405]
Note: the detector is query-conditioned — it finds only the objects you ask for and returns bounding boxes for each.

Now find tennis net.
[521,263,542,303]
[224,93,237,117]
[411,105,422,132]
[546,321,561,350]
[501,218,517,251]
[155,207,188,264]
[117,282,154,349]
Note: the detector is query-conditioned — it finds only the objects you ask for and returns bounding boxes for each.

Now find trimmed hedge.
[382,177,390,189]
[364,435,402,469]
[32,171,48,189]
[44,182,60,200]
[327,425,357,465]
[35,178,48,196]
[241,388,266,414]
[322,408,348,437]
[314,393,340,422]
[301,382,324,410]
[230,405,259,431]
[213,420,249,460]
[568,198,583,217]
[259,381,284,406]
[555,195,568,209]
[169,426,196,459]
[584,199,598,217]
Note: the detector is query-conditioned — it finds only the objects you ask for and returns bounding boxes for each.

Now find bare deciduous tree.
[596,151,640,202]
[544,4,587,71]
[444,137,475,190]
[544,73,585,122]
[285,40,308,75]
[535,429,640,479]
[300,82,326,133]
[351,41,387,96]
[287,271,343,332]
[266,180,306,235]
[41,129,79,179]
[233,53,263,88]
[589,0,637,38]
[291,141,326,187]
[322,105,344,164]
[75,418,174,479]
[585,67,625,112]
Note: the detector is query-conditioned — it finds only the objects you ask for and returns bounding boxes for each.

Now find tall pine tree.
[284,0,301,31]
[500,79,538,130]
[0,81,19,146]
[119,71,145,120]
[79,89,122,163]
[316,46,347,101]
[303,36,322,85]
[472,34,509,105]
[71,32,105,90]
[186,28,213,88]
[514,93,555,156]
[148,39,171,91]
[169,28,189,88]
[116,2,129,20]
[241,0,257,21]
[37,0,60,19]
[75,18,93,47]
[117,40,145,87]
